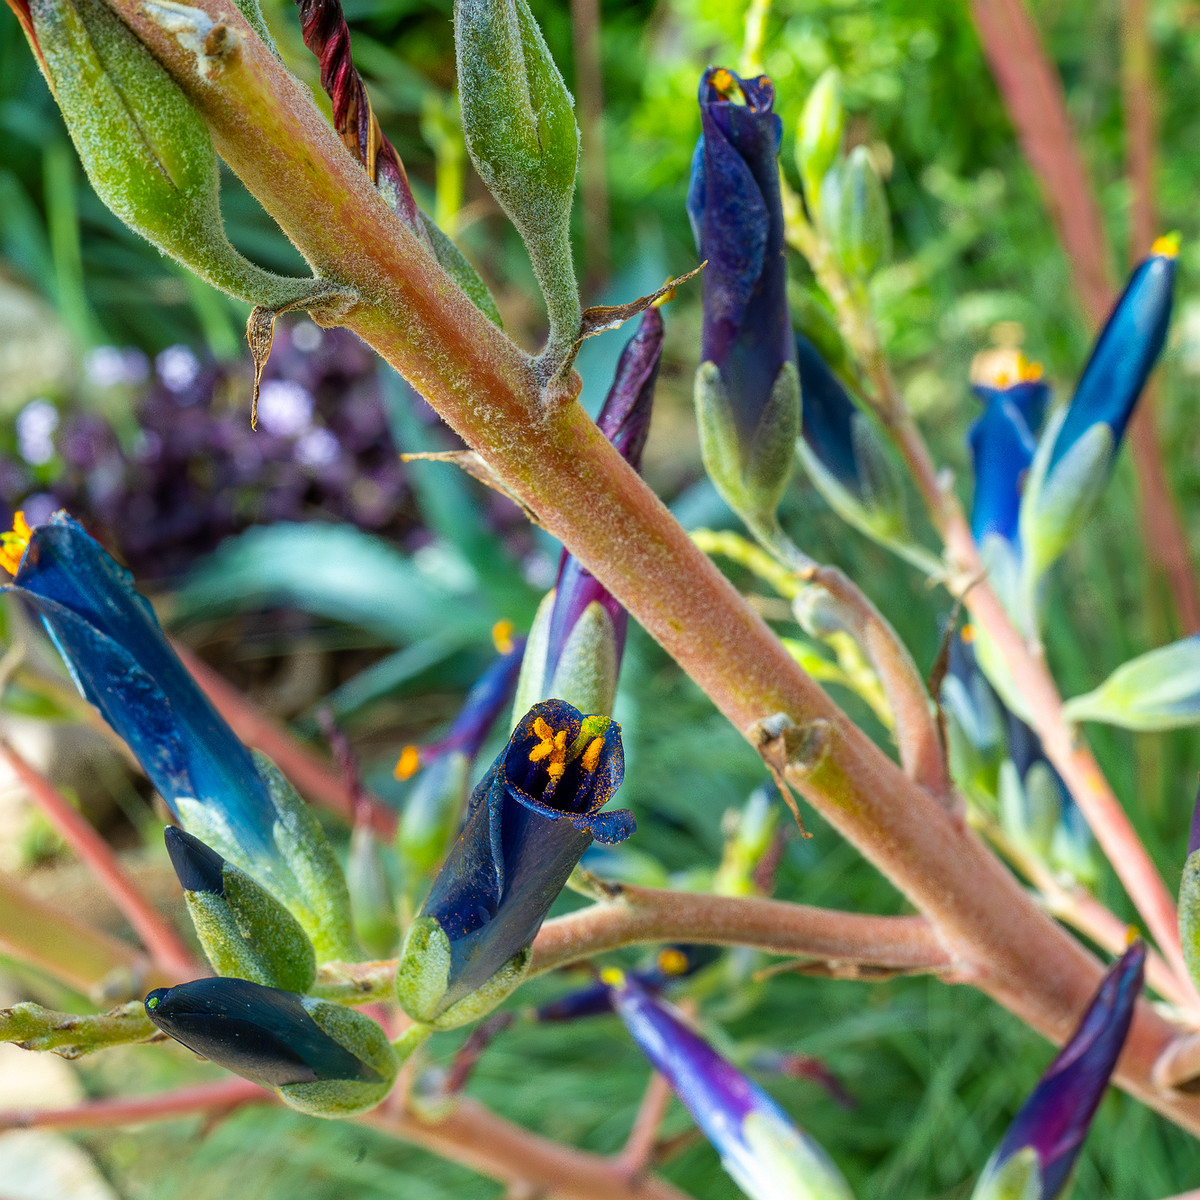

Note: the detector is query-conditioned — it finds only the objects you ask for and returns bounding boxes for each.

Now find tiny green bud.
[795,68,844,210]
[831,145,890,279]
[545,601,619,717]
[347,824,400,958]
[454,0,580,364]
[28,0,338,308]
[510,589,557,724]
[397,752,471,875]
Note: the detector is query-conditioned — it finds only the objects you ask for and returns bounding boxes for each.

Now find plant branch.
[528,885,955,977]
[781,179,1195,1008]
[175,642,396,836]
[99,0,1200,1137]
[616,1071,674,1178]
[0,741,198,981]
[0,1078,269,1131]
[363,1098,695,1200]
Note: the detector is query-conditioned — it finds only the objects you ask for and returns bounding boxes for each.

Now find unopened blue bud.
[145,976,399,1117]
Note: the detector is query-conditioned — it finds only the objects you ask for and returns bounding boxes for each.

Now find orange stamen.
[0,511,32,577]
[394,745,421,781]
[491,619,516,655]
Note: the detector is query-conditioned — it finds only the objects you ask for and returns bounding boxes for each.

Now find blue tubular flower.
[396,699,632,1029]
[1,512,356,959]
[1,513,278,866]
[972,942,1145,1200]
[145,976,399,1117]
[1021,238,1178,585]
[794,334,938,572]
[607,972,855,1200]
[514,309,662,718]
[689,68,799,533]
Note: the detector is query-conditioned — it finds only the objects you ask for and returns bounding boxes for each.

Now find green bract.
[28,0,337,308]
[1062,636,1200,731]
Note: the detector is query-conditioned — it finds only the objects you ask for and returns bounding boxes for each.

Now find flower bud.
[607,971,855,1200]
[26,0,337,308]
[395,700,632,1029]
[454,0,580,359]
[972,942,1144,1200]
[514,309,662,717]
[1061,635,1200,732]
[795,69,843,210]
[829,145,890,279]
[165,826,316,993]
[347,823,399,958]
[689,68,799,537]
[795,333,937,572]
[145,977,399,1117]
[1020,240,1177,587]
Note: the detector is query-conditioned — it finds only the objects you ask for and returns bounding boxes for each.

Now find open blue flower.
[396,699,632,1028]
[972,941,1144,1199]
[1,512,279,868]
[607,970,854,1200]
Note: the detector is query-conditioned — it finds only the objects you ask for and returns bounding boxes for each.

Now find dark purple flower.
[688,68,792,445]
[976,941,1144,1199]
[607,971,853,1200]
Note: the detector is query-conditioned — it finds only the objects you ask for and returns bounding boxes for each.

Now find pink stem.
[0,741,198,981]
[0,1078,268,1131]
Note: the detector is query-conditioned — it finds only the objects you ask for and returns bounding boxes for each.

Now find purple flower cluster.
[0,323,411,581]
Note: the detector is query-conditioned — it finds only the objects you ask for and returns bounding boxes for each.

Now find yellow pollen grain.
[394,745,421,780]
[580,737,603,774]
[492,618,516,655]
[1152,232,1181,259]
[657,948,689,976]
[710,68,736,97]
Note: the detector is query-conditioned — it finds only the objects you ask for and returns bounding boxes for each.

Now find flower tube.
[1,512,355,958]
[607,971,855,1200]
[145,976,398,1117]
[513,308,662,718]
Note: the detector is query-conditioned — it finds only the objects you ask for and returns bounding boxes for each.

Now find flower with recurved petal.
[395,699,632,1030]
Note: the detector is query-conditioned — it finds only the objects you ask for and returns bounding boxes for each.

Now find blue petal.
[6,516,278,865]
[969,398,1036,547]
[1048,252,1175,474]
[796,334,861,492]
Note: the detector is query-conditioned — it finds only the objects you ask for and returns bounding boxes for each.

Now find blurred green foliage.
[4,0,1200,1195]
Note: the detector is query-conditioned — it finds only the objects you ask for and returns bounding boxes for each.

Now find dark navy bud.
[165,825,225,896]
